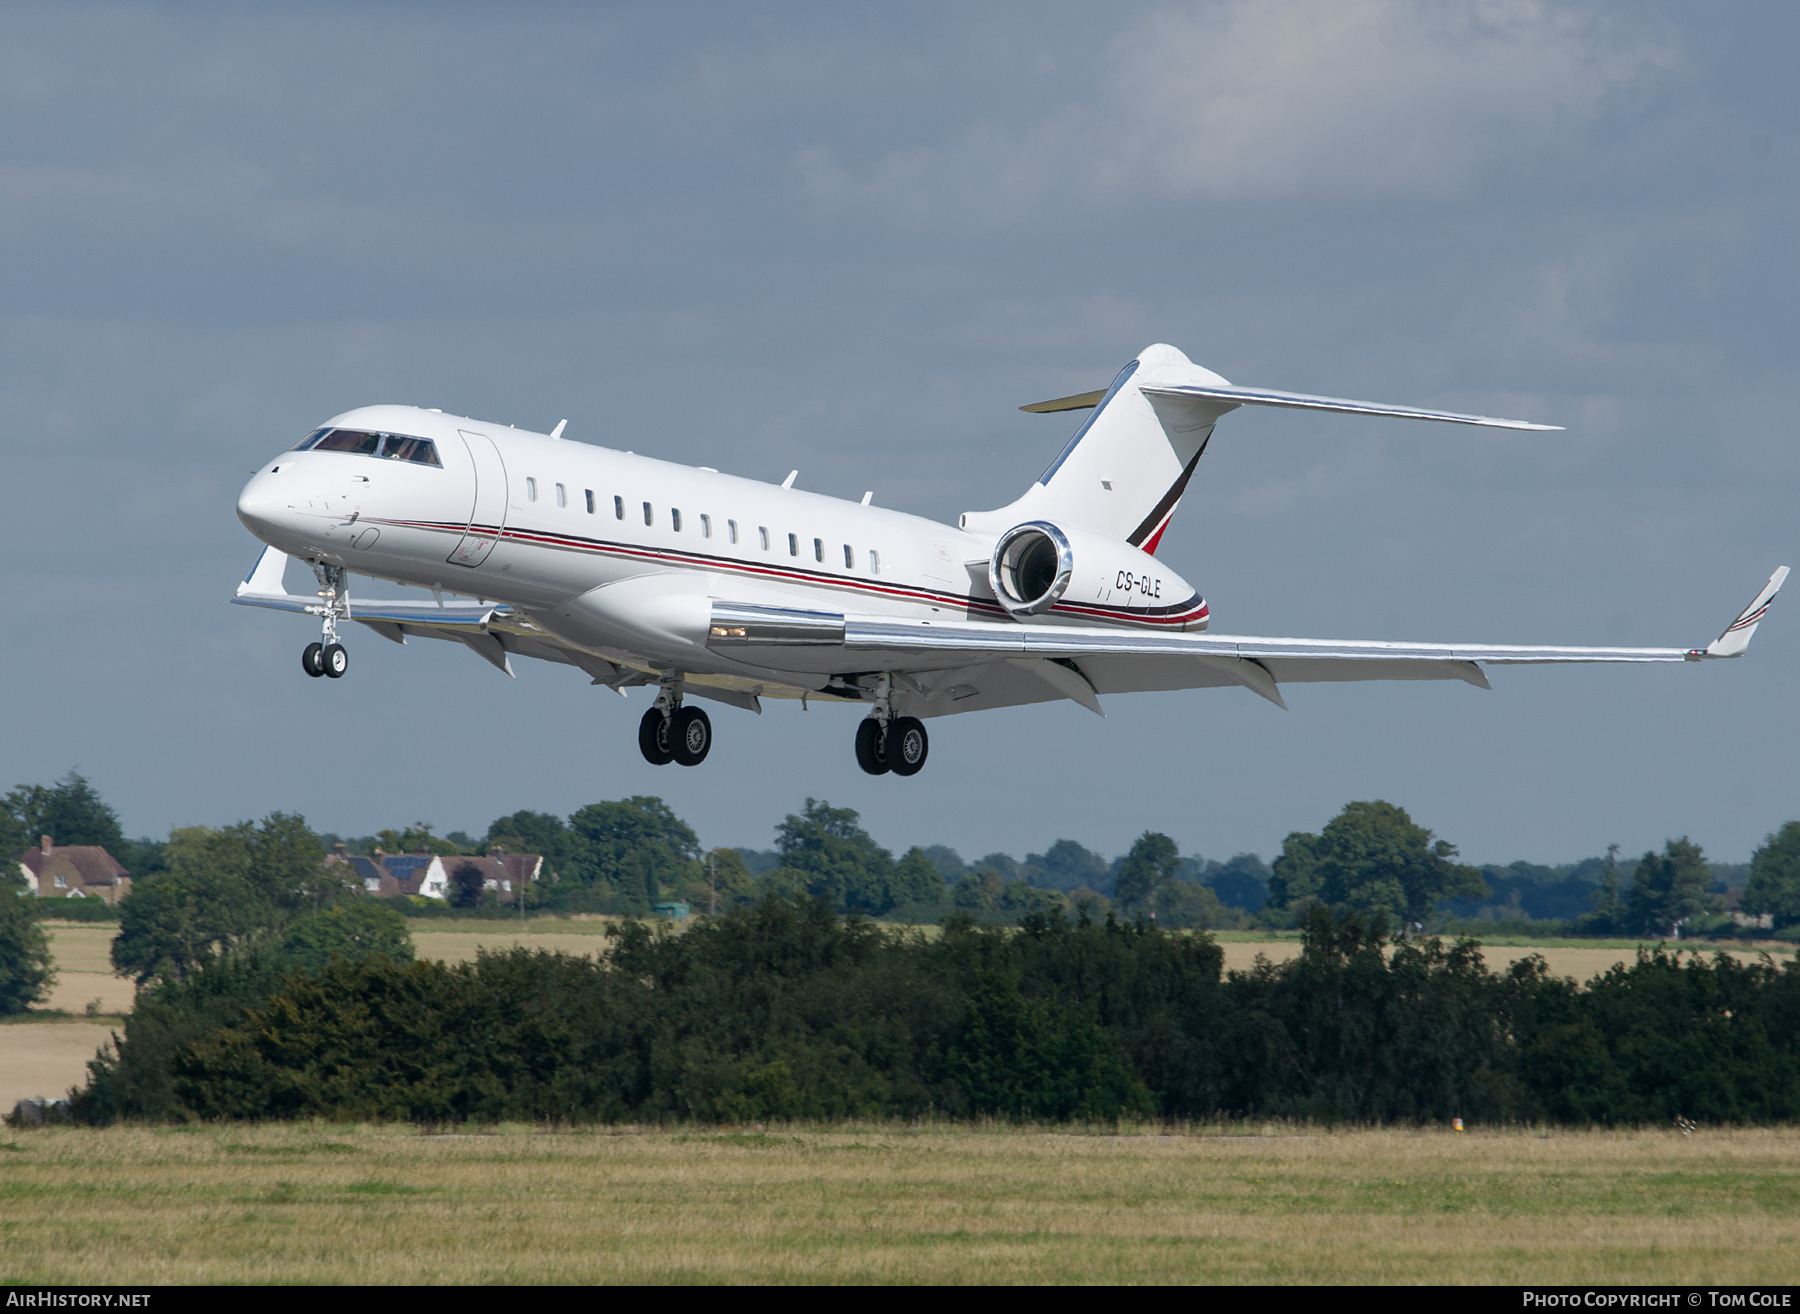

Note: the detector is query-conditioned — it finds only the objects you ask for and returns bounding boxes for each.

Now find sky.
[1,1,1795,867]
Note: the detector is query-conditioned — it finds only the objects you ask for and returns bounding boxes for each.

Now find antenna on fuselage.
[781,470,798,489]
[549,419,567,440]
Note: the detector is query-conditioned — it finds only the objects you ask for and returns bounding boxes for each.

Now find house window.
[870,549,881,575]
[700,514,711,538]
[614,496,624,519]
[526,477,538,502]
[759,526,769,550]
[671,509,682,532]
[585,489,595,513]
[728,519,739,544]
[813,537,823,562]
[843,544,854,569]
[555,483,567,508]
[643,501,653,526]
[54,875,66,889]
[788,533,798,557]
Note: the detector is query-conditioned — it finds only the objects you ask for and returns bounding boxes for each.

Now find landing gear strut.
[638,677,712,767]
[302,563,350,679]
[855,675,928,777]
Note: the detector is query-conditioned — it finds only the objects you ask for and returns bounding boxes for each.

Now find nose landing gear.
[302,564,351,680]
[638,677,712,766]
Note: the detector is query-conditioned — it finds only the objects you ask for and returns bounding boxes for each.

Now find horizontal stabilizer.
[1701,566,1789,658]
[1139,383,1561,431]
[1020,389,1107,414]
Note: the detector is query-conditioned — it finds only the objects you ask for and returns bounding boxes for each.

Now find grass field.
[0,1123,1795,1284]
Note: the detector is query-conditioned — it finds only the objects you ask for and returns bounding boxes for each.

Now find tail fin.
[962,343,1560,550]
[963,344,1237,551]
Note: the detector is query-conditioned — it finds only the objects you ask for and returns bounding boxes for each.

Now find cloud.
[795,0,1676,222]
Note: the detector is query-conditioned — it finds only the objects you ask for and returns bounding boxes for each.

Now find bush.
[66,900,1800,1127]
[32,898,122,923]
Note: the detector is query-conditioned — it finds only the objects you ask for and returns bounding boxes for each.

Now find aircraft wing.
[793,567,1788,717]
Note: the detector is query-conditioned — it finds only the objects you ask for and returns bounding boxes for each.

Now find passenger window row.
[523,477,883,575]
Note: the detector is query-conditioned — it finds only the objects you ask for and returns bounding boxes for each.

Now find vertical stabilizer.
[963,343,1240,550]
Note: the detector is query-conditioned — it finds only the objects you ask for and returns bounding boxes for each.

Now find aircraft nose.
[237,469,292,542]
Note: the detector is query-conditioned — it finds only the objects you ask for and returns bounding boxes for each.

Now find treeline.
[70,901,1800,1127]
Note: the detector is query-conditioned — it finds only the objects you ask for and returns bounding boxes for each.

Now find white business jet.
[233,343,1787,777]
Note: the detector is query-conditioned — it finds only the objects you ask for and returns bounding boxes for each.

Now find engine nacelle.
[988,520,1208,630]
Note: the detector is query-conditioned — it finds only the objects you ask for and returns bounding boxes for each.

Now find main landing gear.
[638,679,711,767]
[855,675,928,777]
[301,563,350,680]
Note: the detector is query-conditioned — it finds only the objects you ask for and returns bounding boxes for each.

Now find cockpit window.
[310,430,382,456]
[377,434,441,466]
[292,428,440,467]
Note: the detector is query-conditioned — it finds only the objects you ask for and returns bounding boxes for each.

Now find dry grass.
[0,1024,116,1111]
[0,1123,1795,1284]
[38,924,138,1015]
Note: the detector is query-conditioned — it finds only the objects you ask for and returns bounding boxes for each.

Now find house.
[325,843,542,903]
[17,836,132,904]
[1722,887,1774,930]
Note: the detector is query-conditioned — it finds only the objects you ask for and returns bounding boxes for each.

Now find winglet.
[1699,566,1789,659]
[237,546,291,597]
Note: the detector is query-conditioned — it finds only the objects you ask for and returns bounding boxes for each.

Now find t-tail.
[961,342,1561,552]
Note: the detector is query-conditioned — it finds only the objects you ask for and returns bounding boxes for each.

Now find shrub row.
[70,901,1800,1126]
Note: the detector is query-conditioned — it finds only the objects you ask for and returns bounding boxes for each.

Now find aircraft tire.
[638,707,675,765]
[672,706,712,766]
[886,717,928,777]
[854,718,890,775]
[322,643,348,678]
[302,642,325,678]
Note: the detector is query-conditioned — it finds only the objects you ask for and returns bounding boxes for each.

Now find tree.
[0,868,54,1014]
[447,860,488,908]
[484,810,574,870]
[281,901,414,971]
[1027,839,1110,894]
[566,796,701,907]
[889,847,946,908]
[1267,831,1323,909]
[112,814,338,985]
[1112,832,1181,916]
[375,823,463,857]
[4,770,125,853]
[1208,854,1271,912]
[1625,837,1718,937]
[1270,801,1486,923]
[1742,822,1800,930]
[773,798,895,914]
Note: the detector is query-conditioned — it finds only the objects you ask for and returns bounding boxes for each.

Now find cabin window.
[292,427,332,450]
[700,514,712,538]
[555,483,567,508]
[614,496,624,519]
[813,537,823,563]
[788,533,798,557]
[843,545,854,569]
[671,509,682,532]
[869,549,881,575]
[585,489,594,513]
[759,527,769,550]
[643,501,653,526]
[526,477,538,502]
[728,519,739,544]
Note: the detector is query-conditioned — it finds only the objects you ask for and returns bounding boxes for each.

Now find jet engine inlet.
[990,521,1073,618]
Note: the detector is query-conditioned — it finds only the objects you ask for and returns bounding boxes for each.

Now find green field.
[0,1123,1795,1284]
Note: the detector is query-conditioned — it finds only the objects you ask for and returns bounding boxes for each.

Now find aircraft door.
[447,430,509,567]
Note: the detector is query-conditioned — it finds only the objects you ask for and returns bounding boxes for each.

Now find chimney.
[40,835,52,857]
[488,845,503,860]
[415,845,430,856]
[334,842,349,858]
